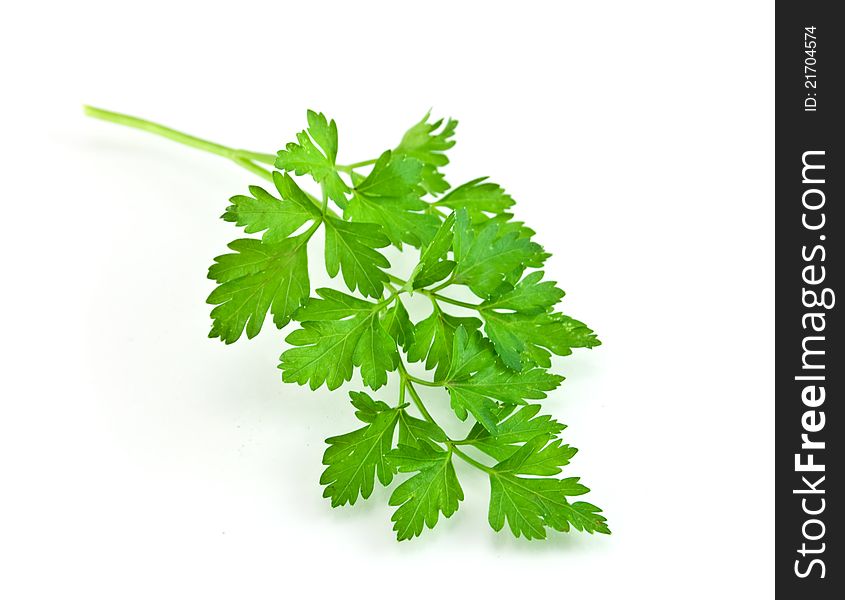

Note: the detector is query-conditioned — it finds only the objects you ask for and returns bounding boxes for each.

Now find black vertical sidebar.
[776,3,842,597]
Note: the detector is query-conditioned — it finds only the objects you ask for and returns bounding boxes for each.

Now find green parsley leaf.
[279,290,398,390]
[488,473,608,539]
[350,390,392,422]
[346,151,440,248]
[463,404,567,461]
[275,110,349,207]
[483,311,601,371]
[324,216,391,298]
[304,110,339,163]
[434,177,514,216]
[413,261,456,290]
[444,327,563,433]
[207,234,310,344]
[452,208,547,298]
[388,443,463,540]
[480,271,565,315]
[292,288,375,321]
[492,434,578,476]
[476,270,600,370]
[222,172,321,242]
[478,212,537,238]
[321,392,400,506]
[395,112,457,195]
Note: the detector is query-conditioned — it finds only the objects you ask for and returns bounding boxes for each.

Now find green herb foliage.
[85,105,608,541]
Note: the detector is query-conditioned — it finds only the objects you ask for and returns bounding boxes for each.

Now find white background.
[1,1,773,598]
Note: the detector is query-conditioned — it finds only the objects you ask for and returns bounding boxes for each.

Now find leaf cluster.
[207,110,607,541]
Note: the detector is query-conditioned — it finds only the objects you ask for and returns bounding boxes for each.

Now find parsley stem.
[449,438,475,446]
[84,105,278,168]
[428,277,454,293]
[397,379,406,408]
[302,217,324,241]
[398,364,437,423]
[232,158,273,182]
[377,289,400,310]
[234,151,277,166]
[450,445,495,474]
[405,373,439,387]
[320,190,329,217]
[337,158,377,172]
[423,291,479,310]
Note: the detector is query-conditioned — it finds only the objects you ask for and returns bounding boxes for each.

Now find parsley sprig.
[85,105,609,541]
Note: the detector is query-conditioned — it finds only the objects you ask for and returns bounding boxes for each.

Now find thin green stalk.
[84,106,277,165]
[320,190,329,217]
[233,158,273,182]
[450,445,495,474]
[424,290,479,310]
[337,158,377,172]
[301,217,324,242]
[397,378,407,408]
[377,289,400,310]
[235,150,278,166]
[405,373,439,387]
[425,295,442,316]
[449,438,475,446]
[428,276,454,293]
[398,364,437,423]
